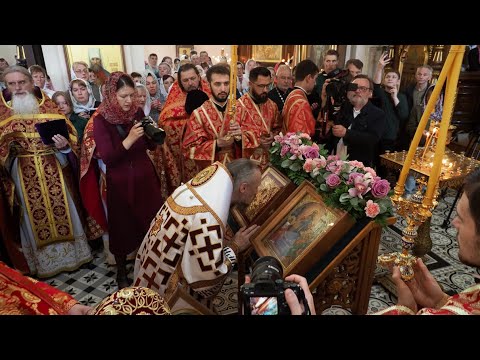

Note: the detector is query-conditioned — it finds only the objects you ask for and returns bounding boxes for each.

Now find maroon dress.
[93,110,163,256]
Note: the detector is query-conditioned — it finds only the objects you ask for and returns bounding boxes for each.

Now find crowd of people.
[0,46,479,315]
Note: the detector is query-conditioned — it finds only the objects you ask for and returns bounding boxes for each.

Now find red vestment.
[182,99,236,170]
[375,284,480,315]
[158,80,211,185]
[282,88,316,136]
[0,261,78,315]
[0,92,81,249]
[237,93,280,168]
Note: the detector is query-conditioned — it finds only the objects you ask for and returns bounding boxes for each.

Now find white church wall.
[0,45,17,67]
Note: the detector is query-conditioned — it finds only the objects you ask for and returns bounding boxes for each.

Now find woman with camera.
[83,72,164,288]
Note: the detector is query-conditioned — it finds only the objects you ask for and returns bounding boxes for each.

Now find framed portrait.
[64,45,125,79]
[252,45,283,63]
[250,181,355,277]
[176,45,194,58]
[231,166,296,228]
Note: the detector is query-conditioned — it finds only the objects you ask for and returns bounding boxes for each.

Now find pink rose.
[326,174,341,188]
[326,161,339,173]
[371,179,390,198]
[365,200,380,218]
[349,160,365,169]
[299,132,311,140]
[300,143,320,159]
[303,158,314,172]
[327,154,340,161]
[313,156,327,169]
[363,167,377,177]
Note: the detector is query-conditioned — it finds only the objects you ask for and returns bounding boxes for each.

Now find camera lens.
[250,256,283,284]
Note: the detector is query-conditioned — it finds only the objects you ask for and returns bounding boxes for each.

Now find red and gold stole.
[0,93,78,248]
[159,80,212,185]
[183,99,235,169]
[0,261,77,315]
[237,93,280,167]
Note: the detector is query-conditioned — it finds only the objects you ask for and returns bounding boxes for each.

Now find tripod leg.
[442,186,463,229]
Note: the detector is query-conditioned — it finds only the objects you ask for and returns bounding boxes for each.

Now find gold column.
[293,45,308,66]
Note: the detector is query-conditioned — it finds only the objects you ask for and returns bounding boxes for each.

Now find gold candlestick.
[379,45,466,281]
[222,45,241,142]
[394,48,455,197]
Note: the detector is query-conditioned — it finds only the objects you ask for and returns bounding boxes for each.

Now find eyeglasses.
[356,86,372,92]
[253,82,272,90]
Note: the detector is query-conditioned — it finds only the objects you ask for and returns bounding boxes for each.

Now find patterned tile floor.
[38,189,479,315]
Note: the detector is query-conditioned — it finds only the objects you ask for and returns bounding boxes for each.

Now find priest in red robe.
[158,63,211,187]
[282,59,319,137]
[236,66,281,170]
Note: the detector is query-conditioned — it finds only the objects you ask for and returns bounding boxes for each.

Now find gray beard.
[12,93,40,114]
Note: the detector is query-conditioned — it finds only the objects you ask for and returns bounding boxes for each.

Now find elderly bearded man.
[159,63,212,188]
[0,66,92,278]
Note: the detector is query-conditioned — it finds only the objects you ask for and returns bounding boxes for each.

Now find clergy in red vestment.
[158,63,211,186]
[182,64,240,170]
[82,72,164,289]
[0,66,92,278]
[375,169,480,315]
[236,66,281,170]
[0,261,92,315]
[282,59,319,137]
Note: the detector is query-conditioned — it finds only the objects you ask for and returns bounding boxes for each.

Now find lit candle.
[421,131,431,159]
[423,45,465,207]
[221,48,225,56]
[395,47,456,194]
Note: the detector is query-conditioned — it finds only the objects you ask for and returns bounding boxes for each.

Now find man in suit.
[327,75,386,168]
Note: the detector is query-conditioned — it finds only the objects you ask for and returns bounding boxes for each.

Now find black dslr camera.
[139,116,166,145]
[321,68,351,124]
[240,256,310,315]
[325,68,350,103]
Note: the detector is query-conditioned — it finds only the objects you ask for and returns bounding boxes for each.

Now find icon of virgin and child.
[266,196,337,267]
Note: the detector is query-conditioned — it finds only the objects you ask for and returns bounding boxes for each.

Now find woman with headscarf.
[69,79,100,118]
[80,72,163,288]
[162,75,174,95]
[142,69,166,123]
[52,91,88,145]
[242,59,257,94]
[135,83,151,117]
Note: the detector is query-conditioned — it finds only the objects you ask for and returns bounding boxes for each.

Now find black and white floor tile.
[37,189,478,315]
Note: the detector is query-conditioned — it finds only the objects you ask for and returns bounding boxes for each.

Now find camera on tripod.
[138,116,166,145]
[239,256,309,315]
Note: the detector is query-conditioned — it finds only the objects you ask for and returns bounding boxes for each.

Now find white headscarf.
[69,78,97,114]
[135,83,151,117]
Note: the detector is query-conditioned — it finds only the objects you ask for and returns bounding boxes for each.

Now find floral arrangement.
[269,132,394,225]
